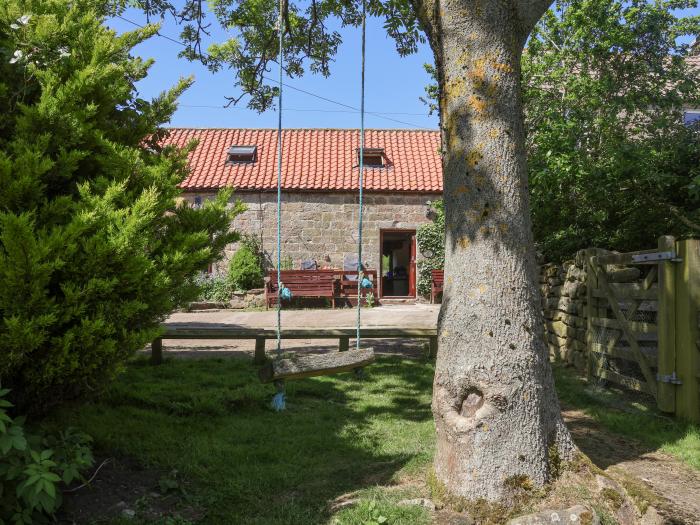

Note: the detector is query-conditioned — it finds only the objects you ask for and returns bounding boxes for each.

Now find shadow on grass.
[553,365,700,471]
[53,355,436,525]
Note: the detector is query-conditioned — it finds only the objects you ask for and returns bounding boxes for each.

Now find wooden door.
[409,234,417,297]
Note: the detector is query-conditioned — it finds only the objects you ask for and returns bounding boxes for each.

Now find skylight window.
[357,147,385,168]
[226,145,257,164]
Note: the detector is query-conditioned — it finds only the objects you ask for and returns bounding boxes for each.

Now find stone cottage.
[163,128,443,300]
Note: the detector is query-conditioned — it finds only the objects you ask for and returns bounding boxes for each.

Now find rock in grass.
[595,475,638,525]
[507,505,599,525]
[640,506,665,525]
[398,498,436,511]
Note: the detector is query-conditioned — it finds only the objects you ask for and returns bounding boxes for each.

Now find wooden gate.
[585,237,699,422]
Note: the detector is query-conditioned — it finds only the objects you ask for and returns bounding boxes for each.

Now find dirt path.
[563,408,700,524]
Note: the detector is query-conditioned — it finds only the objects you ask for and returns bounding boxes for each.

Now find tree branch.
[516,0,554,34]
[669,205,700,232]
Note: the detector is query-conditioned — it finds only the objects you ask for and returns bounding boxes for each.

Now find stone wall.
[538,248,647,371]
[184,191,438,275]
[539,250,589,370]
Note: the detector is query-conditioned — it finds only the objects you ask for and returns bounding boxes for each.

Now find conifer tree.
[0,0,241,413]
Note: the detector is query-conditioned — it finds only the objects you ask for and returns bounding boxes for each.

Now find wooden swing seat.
[258,347,375,383]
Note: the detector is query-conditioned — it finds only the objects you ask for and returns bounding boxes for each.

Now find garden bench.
[265,270,337,308]
[431,269,444,304]
[335,270,378,305]
[151,325,438,365]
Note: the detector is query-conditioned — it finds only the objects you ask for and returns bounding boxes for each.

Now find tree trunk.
[429,0,576,502]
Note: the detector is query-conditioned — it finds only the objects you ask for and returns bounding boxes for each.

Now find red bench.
[265,270,337,308]
[431,270,444,304]
[335,270,378,305]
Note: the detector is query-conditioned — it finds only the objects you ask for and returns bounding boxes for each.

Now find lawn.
[53,356,436,524]
[51,355,700,524]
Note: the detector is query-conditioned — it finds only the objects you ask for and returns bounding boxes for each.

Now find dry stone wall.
[539,251,589,370]
[539,248,649,372]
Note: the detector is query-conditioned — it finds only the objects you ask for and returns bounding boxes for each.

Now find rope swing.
[355,0,367,352]
[264,0,374,411]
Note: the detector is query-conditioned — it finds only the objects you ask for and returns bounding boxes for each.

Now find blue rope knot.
[361,277,373,289]
[280,286,292,300]
[271,380,286,411]
[271,391,286,411]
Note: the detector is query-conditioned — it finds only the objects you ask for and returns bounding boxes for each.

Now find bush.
[0,0,242,413]
[0,387,93,522]
[194,273,234,302]
[228,241,264,291]
[416,200,445,296]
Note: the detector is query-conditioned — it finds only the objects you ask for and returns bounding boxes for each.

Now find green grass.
[52,358,699,524]
[554,366,700,471]
[52,356,435,524]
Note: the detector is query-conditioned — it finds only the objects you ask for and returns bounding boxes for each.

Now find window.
[226,145,257,164]
[357,147,385,168]
[683,110,700,126]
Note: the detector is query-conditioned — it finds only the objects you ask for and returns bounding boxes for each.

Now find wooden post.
[674,239,700,423]
[657,235,677,413]
[338,336,350,352]
[254,337,267,365]
[151,338,163,365]
[428,336,438,359]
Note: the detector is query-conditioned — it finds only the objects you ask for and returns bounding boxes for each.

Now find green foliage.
[193,273,233,303]
[416,200,444,296]
[0,0,242,413]
[0,387,94,522]
[228,235,264,291]
[524,0,700,261]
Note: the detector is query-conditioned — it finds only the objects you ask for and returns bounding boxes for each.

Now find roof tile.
[163,128,442,193]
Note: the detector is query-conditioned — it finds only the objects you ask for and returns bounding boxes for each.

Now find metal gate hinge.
[657,372,683,385]
[632,251,682,263]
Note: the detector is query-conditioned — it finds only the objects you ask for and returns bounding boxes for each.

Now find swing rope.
[270,0,368,410]
[355,0,366,350]
[271,0,285,411]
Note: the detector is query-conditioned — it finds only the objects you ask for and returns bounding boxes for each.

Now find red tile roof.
[163,128,442,193]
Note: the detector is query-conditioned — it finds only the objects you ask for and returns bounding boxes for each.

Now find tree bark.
[426,0,576,502]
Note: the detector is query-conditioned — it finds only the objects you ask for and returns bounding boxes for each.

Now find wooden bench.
[265,270,336,308]
[335,270,378,305]
[431,270,444,304]
[151,325,438,365]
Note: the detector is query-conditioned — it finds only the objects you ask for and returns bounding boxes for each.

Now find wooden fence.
[585,237,699,422]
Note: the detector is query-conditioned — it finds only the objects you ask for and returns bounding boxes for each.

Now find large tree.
[0,0,241,414]
[127,0,576,502]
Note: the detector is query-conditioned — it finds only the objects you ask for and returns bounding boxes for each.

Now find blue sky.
[107,10,439,130]
[108,4,700,131]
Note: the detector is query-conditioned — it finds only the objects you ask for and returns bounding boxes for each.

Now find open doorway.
[380,229,416,298]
